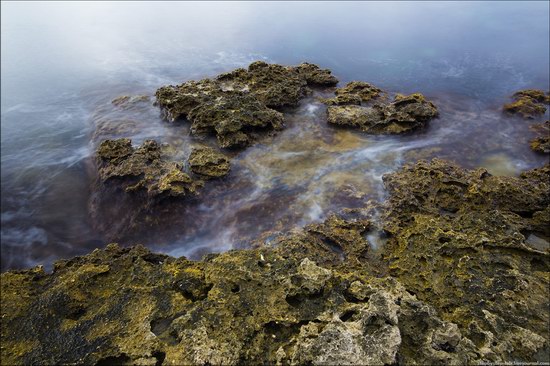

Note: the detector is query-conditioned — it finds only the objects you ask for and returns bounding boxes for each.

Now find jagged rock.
[503,89,550,119]
[188,146,230,179]
[290,301,401,365]
[306,214,370,261]
[92,139,204,242]
[2,160,549,365]
[294,62,339,87]
[530,120,550,154]
[322,81,383,106]
[187,92,284,148]
[327,93,438,134]
[217,61,338,108]
[155,62,337,148]
[0,244,475,366]
[290,258,332,295]
[97,138,202,197]
[380,159,550,364]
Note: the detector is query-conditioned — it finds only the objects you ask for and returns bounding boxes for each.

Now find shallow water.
[1,2,549,270]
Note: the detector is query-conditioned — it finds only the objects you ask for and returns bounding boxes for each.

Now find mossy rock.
[327,93,438,134]
[529,120,550,154]
[503,89,549,119]
[155,62,338,149]
[2,160,549,365]
[188,146,230,179]
[97,139,202,198]
[322,81,383,106]
[380,159,550,363]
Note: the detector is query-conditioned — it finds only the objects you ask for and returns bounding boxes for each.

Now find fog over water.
[1,1,549,270]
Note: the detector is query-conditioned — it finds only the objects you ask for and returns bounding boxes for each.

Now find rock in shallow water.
[155,61,338,148]
[327,93,438,134]
[2,159,548,365]
[97,138,202,198]
[322,81,383,106]
[188,146,230,179]
[503,89,550,119]
[92,137,237,242]
[530,120,550,154]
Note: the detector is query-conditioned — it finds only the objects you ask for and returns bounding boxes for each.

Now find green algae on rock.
[322,81,384,106]
[155,61,338,148]
[0,244,476,365]
[529,120,550,154]
[380,159,549,364]
[327,93,438,134]
[306,214,370,263]
[503,89,550,119]
[188,146,230,179]
[97,138,202,198]
[187,91,284,149]
[2,159,549,365]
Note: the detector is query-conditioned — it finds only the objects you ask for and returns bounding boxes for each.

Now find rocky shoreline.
[1,62,549,365]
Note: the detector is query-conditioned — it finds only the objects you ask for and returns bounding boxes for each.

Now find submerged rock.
[327,93,438,134]
[91,138,206,242]
[111,95,151,109]
[188,146,230,179]
[155,62,337,148]
[503,89,550,119]
[306,214,370,262]
[2,159,548,365]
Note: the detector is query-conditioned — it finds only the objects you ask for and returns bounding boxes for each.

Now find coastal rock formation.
[381,159,549,363]
[305,214,370,263]
[91,138,210,242]
[327,93,438,134]
[188,146,230,179]
[217,61,338,108]
[322,81,383,106]
[2,159,548,365]
[503,89,550,119]
[97,138,202,198]
[155,62,338,148]
[0,243,475,366]
[530,120,550,154]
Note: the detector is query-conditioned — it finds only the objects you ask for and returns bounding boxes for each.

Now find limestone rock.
[306,214,370,260]
[188,146,230,179]
[327,93,438,134]
[155,62,338,148]
[381,159,550,364]
[503,89,549,119]
[97,138,201,198]
[530,120,550,154]
[294,62,339,87]
[186,91,284,148]
[322,81,383,105]
[2,160,549,365]
[0,245,475,366]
